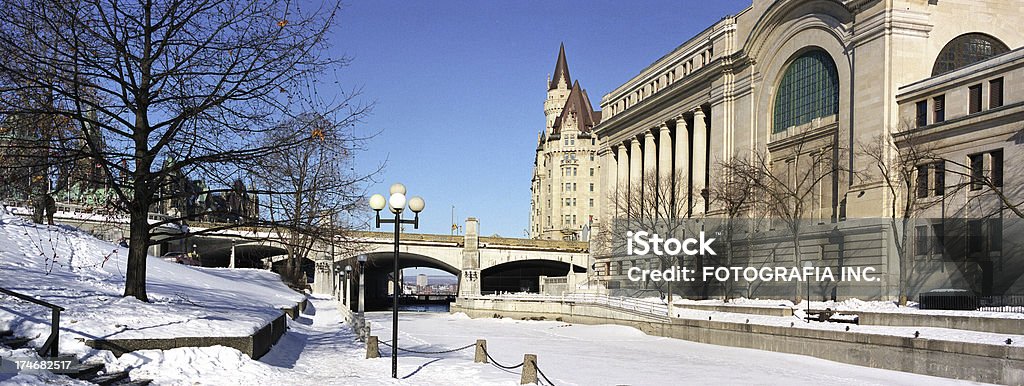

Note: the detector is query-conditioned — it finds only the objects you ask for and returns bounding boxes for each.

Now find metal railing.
[918,292,1024,313]
[978,295,1024,313]
[0,288,64,357]
[471,293,669,317]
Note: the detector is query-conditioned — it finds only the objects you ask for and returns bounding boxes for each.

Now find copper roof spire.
[548,43,572,90]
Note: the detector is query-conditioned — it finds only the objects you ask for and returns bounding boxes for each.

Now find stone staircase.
[1,330,151,385]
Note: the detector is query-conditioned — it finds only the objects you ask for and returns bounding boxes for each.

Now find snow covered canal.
[352,304,984,386]
[113,298,988,385]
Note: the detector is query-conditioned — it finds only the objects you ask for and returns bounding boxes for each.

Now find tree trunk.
[124,202,151,302]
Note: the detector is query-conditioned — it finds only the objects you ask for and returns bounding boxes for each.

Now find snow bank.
[112,346,279,385]
[0,211,303,358]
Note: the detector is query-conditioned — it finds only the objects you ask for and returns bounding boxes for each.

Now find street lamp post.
[229,240,236,269]
[369,183,425,379]
[344,265,353,310]
[357,255,367,317]
[336,270,344,301]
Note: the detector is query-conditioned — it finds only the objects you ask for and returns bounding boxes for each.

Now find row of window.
[561,135,597,147]
[916,149,1004,199]
[562,198,595,208]
[560,167,597,177]
[914,218,1002,257]
[915,78,1003,127]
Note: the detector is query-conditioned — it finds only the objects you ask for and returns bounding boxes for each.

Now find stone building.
[530,44,603,241]
[592,0,1024,299]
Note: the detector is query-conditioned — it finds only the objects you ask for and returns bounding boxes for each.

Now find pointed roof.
[551,80,602,135]
[548,43,572,90]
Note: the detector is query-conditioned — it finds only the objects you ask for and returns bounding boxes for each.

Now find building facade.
[530,44,603,241]
[592,0,1024,299]
[894,45,1024,296]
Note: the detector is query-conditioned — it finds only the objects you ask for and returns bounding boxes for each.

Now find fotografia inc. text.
[627,265,879,283]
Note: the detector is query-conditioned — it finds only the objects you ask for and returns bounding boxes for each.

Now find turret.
[544,43,572,134]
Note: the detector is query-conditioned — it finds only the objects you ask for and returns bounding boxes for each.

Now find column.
[643,130,657,219]
[692,108,708,215]
[629,138,642,218]
[616,144,628,218]
[643,129,659,185]
[674,115,690,216]
[600,148,617,225]
[658,123,672,207]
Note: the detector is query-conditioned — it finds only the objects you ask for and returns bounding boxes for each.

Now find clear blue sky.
[333,1,750,237]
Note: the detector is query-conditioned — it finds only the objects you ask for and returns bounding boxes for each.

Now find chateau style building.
[530,44,603,241]
[592,0,1024,299]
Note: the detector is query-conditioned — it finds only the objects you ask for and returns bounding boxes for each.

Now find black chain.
[534,360,555,386]
[482,346,524,370]
[378,340,475,355]
[369,339,554,384]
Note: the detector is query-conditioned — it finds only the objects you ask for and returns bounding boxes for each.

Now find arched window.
[773,50,839,133]
[932,33,1009,76]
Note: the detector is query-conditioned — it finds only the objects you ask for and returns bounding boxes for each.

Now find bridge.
[190,218,591,310]
[6,203,592,310]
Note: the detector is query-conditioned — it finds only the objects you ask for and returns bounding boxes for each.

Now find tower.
[530,44,602,240]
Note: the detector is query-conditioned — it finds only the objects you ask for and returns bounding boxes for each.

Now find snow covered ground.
[0,210,1008,385]
[0,210,303,360]
[87,297,987,385]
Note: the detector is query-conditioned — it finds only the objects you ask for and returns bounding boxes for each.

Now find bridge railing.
[468,293,669,317]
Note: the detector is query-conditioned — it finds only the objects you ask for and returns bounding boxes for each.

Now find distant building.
[416,273,428,289]
[530,44,603,241]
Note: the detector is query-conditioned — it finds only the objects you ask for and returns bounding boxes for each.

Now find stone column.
[643,130,657,179]
[616,145,628,218]
[459,217,481,297]
[600,148,616,225]
[692,108,707,215]
[658,123,672,209]
[312,258,334,295]
[629,138,642,217]
[674,115,690,216]
[643,130,657,220]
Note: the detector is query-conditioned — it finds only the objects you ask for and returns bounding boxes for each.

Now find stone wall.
[452,298,1024,384]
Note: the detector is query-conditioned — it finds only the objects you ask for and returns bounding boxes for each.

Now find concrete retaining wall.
[673,303,794,317]
[85,312,289,359]
[857,311,1024,335]
[452,298,1024,385]
[281,298,310,320]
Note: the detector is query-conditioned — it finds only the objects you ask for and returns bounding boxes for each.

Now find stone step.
[112,379,152,386]
[66,362,105,380]
[88,370,130,385]
[0,336,32,349]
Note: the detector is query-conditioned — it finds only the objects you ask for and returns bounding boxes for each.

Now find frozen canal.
[366,309,985,386]
[111,298,987,385]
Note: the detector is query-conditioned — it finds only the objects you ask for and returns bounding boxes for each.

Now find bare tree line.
[0,0,379,300]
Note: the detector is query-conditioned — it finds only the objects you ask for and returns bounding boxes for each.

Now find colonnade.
[607,107,709,220]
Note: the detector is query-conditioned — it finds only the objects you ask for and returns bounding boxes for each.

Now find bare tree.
[740,140,838,302]
[708,154,768,299]
[595,170,691,298]
[0,0,357,301]
[859,130,944,305]
[254,112,377,286]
